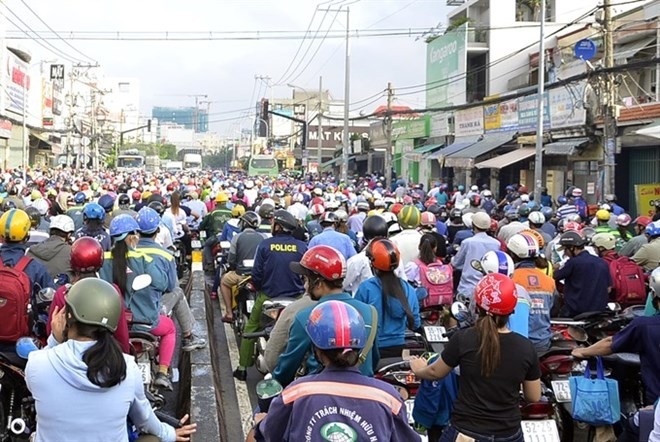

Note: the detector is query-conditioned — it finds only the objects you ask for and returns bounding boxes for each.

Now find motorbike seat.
[0,350,26,370]
[376,357,409,372]
[537,346,574,359]
[603,352,641,367]
[572,310,613,321]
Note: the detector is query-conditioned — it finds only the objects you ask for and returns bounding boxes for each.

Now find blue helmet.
[646,221,660,237]
[82,203,105,221]
[97,194,116,212]
[74,191,87,205]
[16,336,41,359]
[305,300,365,350]
[557,195,568,206]
[109,214,139,241]
[527,201,541,212]
[540,206,554,221]
[136,207,161,234]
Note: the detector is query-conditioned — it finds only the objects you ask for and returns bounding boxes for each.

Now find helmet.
[31,198,50,216]
[650,267,660,296]
[558,231,586,248]
[483,190,492,198]
[215,192,229,203]
[373,199,385,208]
[565,213,582,223]
[148,201,165,215]
[258,203,275,220]
[231,205,246,217]
[592,232,616,250]
[118,194,131,207]
[83,203,105,221]
[65,278,121,332]
[520,229,545,249]
[0,209,31,242]
[469,194,481,207]
[305,301,365,350]
[605,194,616,202]
[16,336,41,359]
[70,237,104,273]
[398,206,421,229]
[458,185,465,191]
[471,212,491,230]
[24,206,40,227]
[572,188,583,197]
[239,211,261,230]
[320,212,339,225]
[293,193,304,203]
[310,204,325,216]
[528,211,545,226]
[616,213,632,227]
[366,239,400,272]
[335,209,349,223]
[136,207,161,234]
[507,233,539,259]
[505,208,519,220]
[646,221,660,237]
[30,189,41,200]
[480,250,515,277]
[600,203,612,212]
[50,215,75,233]
[450,208,463,220]
[74,191,87,205]
[564,221,582,232]
[273,209,298,232]
[109,214,139,239]
[557,195,568,206]
[363,215,388,240]
[519,186,529,194]
[420,212,437,227]
[540,206,554,221]
[290,245,347,281]
[97,194,115,212]
[527,201,541,212]
[518,204,531,218]
[356,201,370,211]
[390,203,403,215]
[475,273,518,316]
[596,209,611,222]
[634,216,652,227]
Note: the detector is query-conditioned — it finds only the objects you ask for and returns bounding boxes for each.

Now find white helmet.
[50,215,75,233]
[507,233,539,259]
[462,213,474,228]
[31,198,50,216]
[650,267,660,296]
[470,185,479,192]
[388,222,402,236]
[528,211,545,226]
[483,190,492,198]
[245,180,255,189]
[326,200,340,210]
[480,250,515,277]
[374,199,386,208]
[380,212,397,225]
[335,209,348,223]
[592,232,616,251]
[572,188,583,197]
[520,194,530,202]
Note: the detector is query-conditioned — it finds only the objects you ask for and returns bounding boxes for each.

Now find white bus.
[116,149,145,172]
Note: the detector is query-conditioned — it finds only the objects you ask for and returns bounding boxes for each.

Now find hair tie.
[341,348,352,355]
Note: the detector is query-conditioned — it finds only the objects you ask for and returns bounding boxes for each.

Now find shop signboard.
[430,112,450,137]
[42,79,53,127]
[3,49,31,117]
[549,61,588,129]
[392,117,429,140]
[634,183,660,217]
[517,93,550,131]
[426,25,467,107]
[455,106,483,137]
[0,119,12,139]
[484,99,518,133]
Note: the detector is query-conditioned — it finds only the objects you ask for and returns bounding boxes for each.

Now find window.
[250,158,276,169]
[118,82,130,93]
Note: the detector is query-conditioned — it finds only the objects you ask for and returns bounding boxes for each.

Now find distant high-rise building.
[151,106,208,132]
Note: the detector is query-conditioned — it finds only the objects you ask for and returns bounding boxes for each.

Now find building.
[152,106,208,132]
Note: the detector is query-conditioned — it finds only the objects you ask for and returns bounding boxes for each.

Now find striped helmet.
[397,205,421,229]
[305,301,366,350]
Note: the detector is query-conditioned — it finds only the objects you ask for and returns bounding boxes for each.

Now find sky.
[2,0,449,136]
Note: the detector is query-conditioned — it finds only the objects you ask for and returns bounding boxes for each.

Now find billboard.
[3,48,31,117]
[517,93,550,131]
[426,25,467,108]
[484,99,518,133]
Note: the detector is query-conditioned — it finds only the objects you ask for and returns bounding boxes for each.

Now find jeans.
[161,287,195,335]
[439,424,524,442]
[238,292,269,368]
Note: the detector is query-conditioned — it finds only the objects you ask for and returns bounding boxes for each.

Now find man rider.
[234,210,307,381]
[308,212,356,261]
[66,192,87,232]
[27,215,75,281]
[200,192,232,272]
[73,203,111,251]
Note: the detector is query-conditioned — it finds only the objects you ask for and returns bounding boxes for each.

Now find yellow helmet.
[596,209,610,221]
[216,192,229,203]
[30,190,42,200]
[0,209,31,242]
[231,205,246,217]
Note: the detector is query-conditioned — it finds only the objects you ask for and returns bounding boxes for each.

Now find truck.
[116,149,145,172]
[165,161,184,173]
[145,155,161,173]
[183,153,203,171]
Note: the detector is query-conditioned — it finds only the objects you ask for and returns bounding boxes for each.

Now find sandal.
[221,315,233,324]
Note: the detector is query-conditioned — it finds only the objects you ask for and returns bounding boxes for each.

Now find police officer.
[234,210,307,381]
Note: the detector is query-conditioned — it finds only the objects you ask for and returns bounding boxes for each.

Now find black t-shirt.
[441,327,540,436]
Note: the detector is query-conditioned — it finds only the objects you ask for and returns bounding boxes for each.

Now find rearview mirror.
[607,302,621,313]
[450,301,469,322]
[132,274,153,291]
[470,259,485,274]
[220,241,231,249]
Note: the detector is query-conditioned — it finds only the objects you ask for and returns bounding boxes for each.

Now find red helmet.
[564,221,582,232]
[489,218,499,232]
[70,237,104,273]
[311,197,325,207]
[424,197,437,208]
[390,203,404,215]
[310,203,325,216]
[420,211,436,227]
[289,245,346,281]
[131,190,141,201]
[475,273,518,316]
[366,239,400,272]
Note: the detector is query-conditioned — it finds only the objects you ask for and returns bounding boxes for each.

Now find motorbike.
[229,259,257,337]
[0,340,39,441]
[172,239,187,280]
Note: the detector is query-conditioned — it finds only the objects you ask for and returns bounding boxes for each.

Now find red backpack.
[608,256,646,306]
[415,259,454,307]
[0,257,33,342]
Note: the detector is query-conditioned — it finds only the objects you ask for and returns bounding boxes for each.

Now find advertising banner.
[392,117,429,140]
[549,82,587,129]
[430,112,450,137]
[634,183,660,217]
[0,120,12,139]
[42,79,53,127]
[485,99,519,133]
[518,93,550,131]
[426,25,467,107]
[455,106,483,137]
[3,49,31,117]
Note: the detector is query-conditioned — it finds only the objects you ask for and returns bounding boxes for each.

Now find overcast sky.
[3,0,448,135]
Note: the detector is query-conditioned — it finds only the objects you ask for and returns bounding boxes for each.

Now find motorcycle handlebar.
[243,330,269,339]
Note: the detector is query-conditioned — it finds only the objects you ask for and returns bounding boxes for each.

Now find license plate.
[138,362,151,385]
[521,420,560,442]
[405,399,415,424]
[246,299,255,314]
[551,379,572,403]
[423,326,448,343]
[191,240,202,249]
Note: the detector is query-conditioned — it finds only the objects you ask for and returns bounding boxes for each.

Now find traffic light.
[147,119,152,132]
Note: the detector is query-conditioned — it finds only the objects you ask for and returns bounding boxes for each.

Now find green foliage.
[124,142,177,160]
[203,146,235,169]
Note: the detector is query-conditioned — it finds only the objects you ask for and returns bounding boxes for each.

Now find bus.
[247,154,279,177]
[116,149,145,172]
[183,153,203,171]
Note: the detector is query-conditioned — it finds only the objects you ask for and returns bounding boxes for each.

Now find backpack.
[608,256,646,305]
[416,259,453,307]
[0,256,33,342]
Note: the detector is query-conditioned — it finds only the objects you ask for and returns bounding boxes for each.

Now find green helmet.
[65,278,121,332]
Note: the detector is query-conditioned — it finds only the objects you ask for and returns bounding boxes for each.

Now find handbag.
[569,356,620,425]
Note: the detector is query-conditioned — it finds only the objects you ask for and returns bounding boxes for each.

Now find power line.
[273,4,321,86]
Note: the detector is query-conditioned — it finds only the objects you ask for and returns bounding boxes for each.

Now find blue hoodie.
[355,276,421,348]
[25,339,176,442]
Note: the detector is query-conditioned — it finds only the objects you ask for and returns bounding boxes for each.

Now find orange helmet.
[366,239,400,272]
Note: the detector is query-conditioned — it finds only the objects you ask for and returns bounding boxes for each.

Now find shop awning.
[29,131,52,150]
[545,137,590,155]
[426,136,480,161]
[615,36,656,62]
[444,132,516,168]
[415,143,443,155]
[475,147,537,169]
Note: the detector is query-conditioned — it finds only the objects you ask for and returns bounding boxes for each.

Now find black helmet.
[363,215,388,241]
[239,211,260,230]
[2,200,17,212]
[558,231,586,248]
[258,203,275,220]
[117,183,129,194]
[117,194,130,207]
[450,208,462,220]
[273,209,298,232]
[427,204,441,216]
[25,206,41,228]
[148,200,165,215]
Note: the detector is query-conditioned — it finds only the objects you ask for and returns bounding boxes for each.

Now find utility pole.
[385,82,394,190]
[533,0,546,202]
[318,76,323,167]
[341,7,350,183]
[603,0,616,197]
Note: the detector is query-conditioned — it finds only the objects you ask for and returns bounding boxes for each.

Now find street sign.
[293,104,306,117]
[50,64,65,80]
[574,39,597,61]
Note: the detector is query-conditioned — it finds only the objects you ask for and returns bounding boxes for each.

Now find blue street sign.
[574,38,597,61]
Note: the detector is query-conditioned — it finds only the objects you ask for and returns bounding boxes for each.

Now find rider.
[27,215,75,281]
[619,216,652,257]
[26,278,197,442]
[344,215,392,294]
[273,246,379,387]
[25,206,49,244]
[391,205,423,266]
[249,300,418,442]
[308,211,356,260]
[66,191,87,231]
[234,210,307,381]
[632,220,660,272]
[73,202,112,251]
